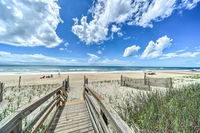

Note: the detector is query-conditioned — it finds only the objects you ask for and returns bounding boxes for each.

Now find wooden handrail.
[84,86,134,133]
[0,80,69,133]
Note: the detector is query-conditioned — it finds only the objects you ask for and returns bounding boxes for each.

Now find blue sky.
[0,0,200,66]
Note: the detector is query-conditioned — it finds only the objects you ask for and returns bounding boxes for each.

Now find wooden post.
[18,76,21,88]
[147,78,150,89]
[67,76,69,91]
[120,75,123,86]
[84,75,88,87]
[64,79,67,91]
[144,73,147,85]
[0,82,3,102]
[84,75,86,87]
[169,78,173,89]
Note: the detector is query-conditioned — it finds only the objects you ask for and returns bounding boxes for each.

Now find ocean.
[0,65,199,75]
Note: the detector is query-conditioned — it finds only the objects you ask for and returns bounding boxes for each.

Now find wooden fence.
[0,82,4,102]
[121,75,173,89]
[0,79,69,133]
[84,76,134,133]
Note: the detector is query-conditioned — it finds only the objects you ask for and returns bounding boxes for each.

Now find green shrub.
[116,84,200,133]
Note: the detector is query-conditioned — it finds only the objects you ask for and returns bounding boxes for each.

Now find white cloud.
[72,0,200,44]
[59,48,65,51]
[117,32,123,37]
[0,0,62,48]
[64,42,69,47]
[160,51,200,59]
[179,0,200,10]
[59,42,70,51]
[97,50,102,54]
[141,35,173,59]
[175,49,186,53]
[0,51,72,65]
[123,36,131,40]
[87,53,100,63]
[123,45,140,57]
[111,25,121,33]
[100,58,133,66]
[133,0,176,28]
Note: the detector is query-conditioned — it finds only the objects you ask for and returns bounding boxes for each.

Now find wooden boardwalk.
[48,100,95,133]
[0,77,133,133]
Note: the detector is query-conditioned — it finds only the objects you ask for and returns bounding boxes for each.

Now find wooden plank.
[48,100,95,133]
[23,96,58,132]
[65,99,85,105]
[0,86,63,133]
[85,86,134,133]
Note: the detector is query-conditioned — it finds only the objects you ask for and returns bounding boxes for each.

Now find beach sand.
[0,70,199,86]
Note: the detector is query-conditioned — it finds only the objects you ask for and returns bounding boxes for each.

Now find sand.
[0,70,199,86]
[0,70,199,128]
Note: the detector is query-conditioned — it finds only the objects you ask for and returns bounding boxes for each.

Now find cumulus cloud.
[72,0,200,44]
[111,25,121,33]
[141,35,173,59]
[179,0,200,9]
[0,0,62,48]
[123,45,140,57]
[0,51,72,65]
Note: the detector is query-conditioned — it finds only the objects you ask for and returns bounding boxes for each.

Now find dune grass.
[0,84,60,121]
[116,84,200,133]
[183,75,200,79]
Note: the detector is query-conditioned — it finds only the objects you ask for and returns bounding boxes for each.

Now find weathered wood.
[144,73,147,85]
[84,86,134,133]
[85,93,109,133]
[169,78,173,89]
[121,75,172,89]
[32,99,60,133]
[147,78,150,88]
[48,100,95,133]
[0,81,68,133]
[84,75,88,87]
[0,82,4,102]
[18,76,21,88]
[121,75,123,86]
[23,96,58,132]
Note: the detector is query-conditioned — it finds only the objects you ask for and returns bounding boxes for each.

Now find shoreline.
[0,70,199,86]
[0,69,198,76]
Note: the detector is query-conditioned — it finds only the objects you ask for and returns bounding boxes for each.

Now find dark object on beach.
[147,71,156,75]
[40,75,53,79]
[40,76,45,79]
[46,75,51,78]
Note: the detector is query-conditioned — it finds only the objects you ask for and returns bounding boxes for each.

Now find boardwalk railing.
[121,75,173,89]
[0,79,69,133]
[83,76,134,133]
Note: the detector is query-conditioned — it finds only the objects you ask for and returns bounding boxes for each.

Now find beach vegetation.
[116,84,200,132]
[183,75,200,79]
[0,83,60,123]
